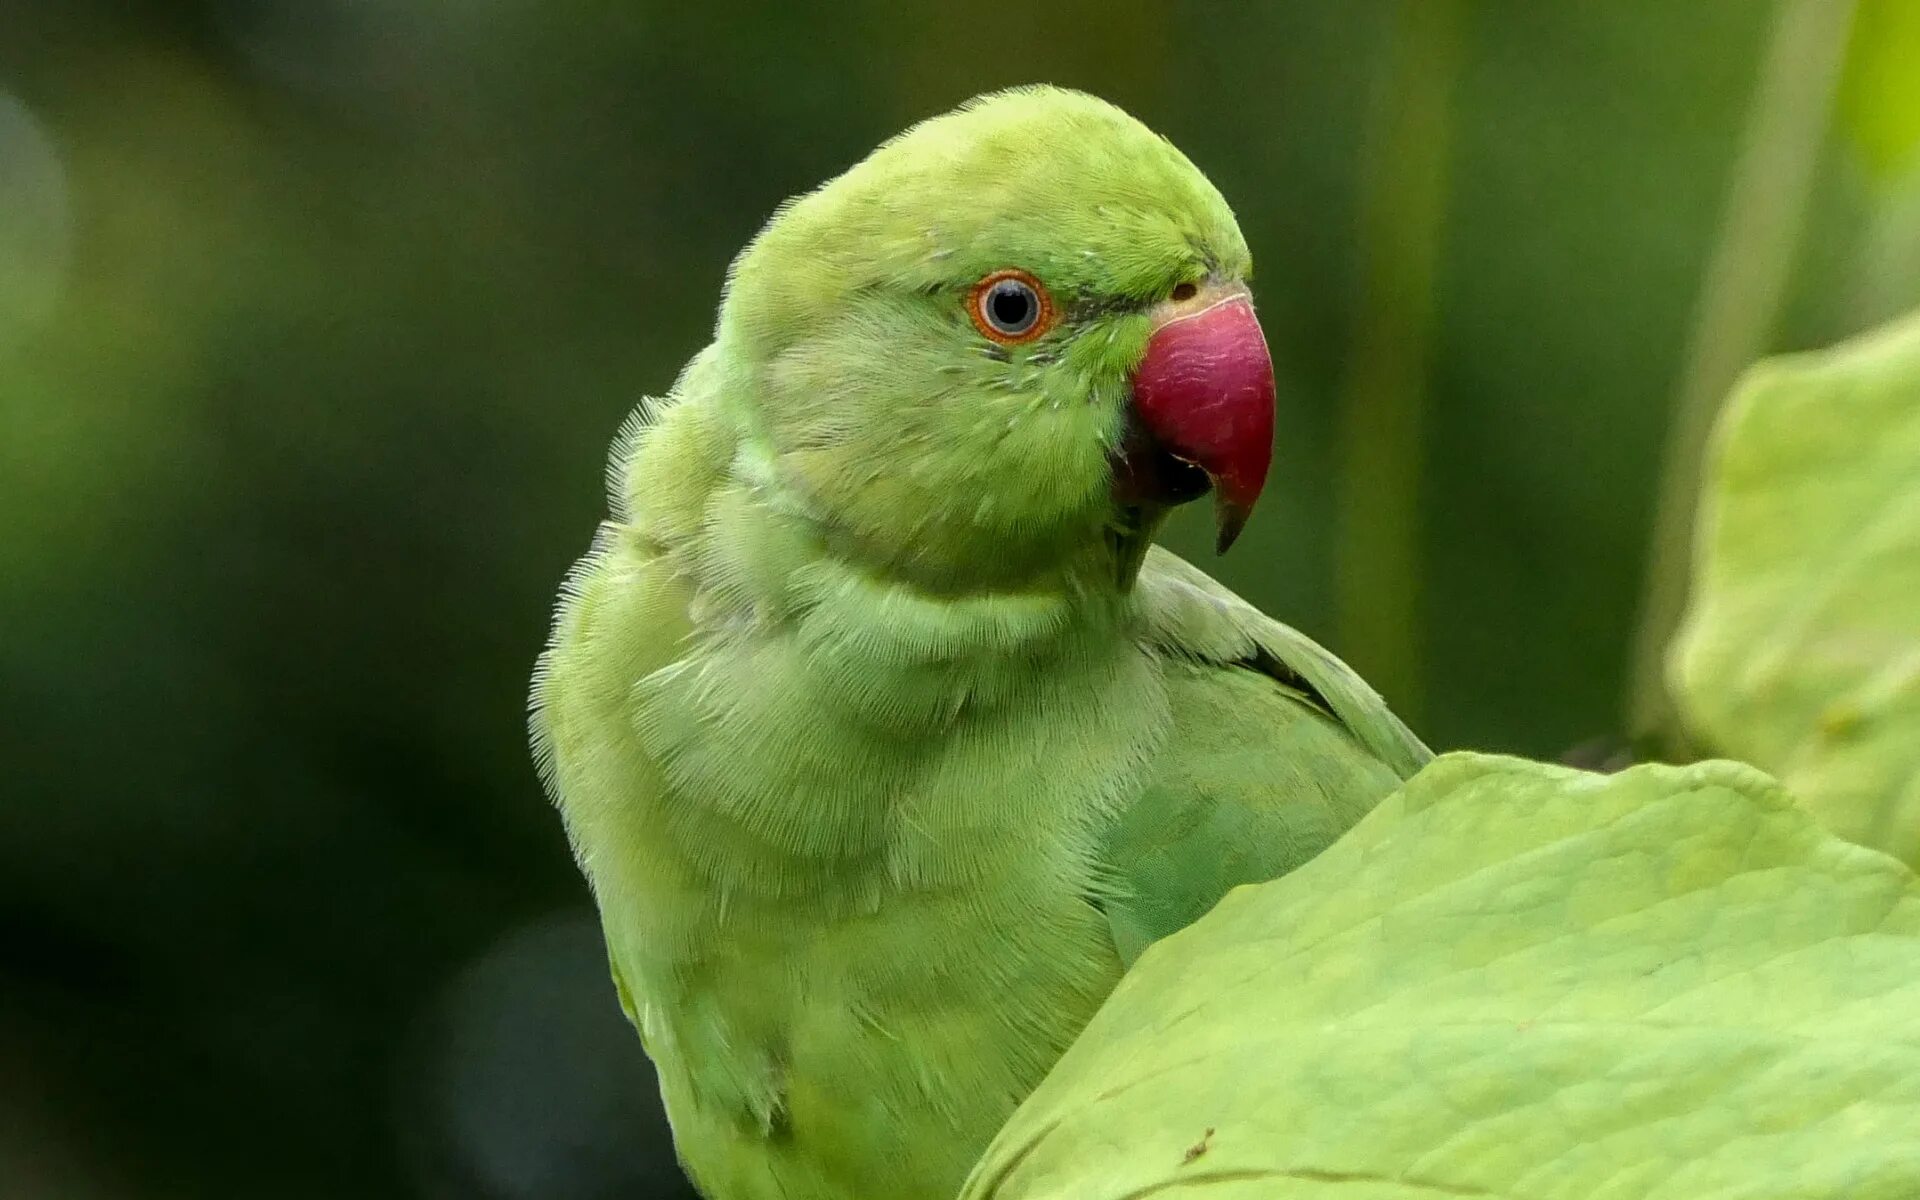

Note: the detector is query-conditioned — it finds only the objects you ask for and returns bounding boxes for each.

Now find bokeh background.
[3,1,1917,1196]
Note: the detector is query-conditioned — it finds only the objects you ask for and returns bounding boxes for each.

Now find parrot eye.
[969,269,1056,344]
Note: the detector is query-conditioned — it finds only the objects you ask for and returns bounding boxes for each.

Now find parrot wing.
[1100,545,1433,963]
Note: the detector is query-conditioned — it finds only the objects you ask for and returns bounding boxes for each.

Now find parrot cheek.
[1116,287,1276,552]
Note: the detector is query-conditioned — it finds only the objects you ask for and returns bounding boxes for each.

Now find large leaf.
[962,752,1920,1200]
[1671,311,1920,867]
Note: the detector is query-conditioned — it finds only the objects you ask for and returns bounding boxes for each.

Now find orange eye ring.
[968,268,1057,345]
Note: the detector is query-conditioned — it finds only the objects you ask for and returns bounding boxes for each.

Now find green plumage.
[532,87,1428,1200]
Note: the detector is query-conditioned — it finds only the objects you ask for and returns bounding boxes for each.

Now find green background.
[2,2,1913,1197]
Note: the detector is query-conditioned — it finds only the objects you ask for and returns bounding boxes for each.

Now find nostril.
[1170,282,1198,302]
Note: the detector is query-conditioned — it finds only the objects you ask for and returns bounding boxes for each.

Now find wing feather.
[1099,546,1431,962]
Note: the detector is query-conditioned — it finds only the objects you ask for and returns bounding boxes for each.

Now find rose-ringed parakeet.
[532,87,1429,1200]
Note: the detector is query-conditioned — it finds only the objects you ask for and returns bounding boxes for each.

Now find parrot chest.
[611,613,1168,1199]
[654,871,1124,1200]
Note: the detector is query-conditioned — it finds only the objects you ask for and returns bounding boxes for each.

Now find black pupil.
[988,282,1036,332]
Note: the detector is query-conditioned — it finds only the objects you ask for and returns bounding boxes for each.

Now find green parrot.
[532,86,1429,1200]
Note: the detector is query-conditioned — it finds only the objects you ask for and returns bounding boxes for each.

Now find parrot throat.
[647,459,1170,899]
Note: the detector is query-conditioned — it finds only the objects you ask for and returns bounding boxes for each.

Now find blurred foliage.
[1623,0,1854,742]
[967,753,1920,1199]
[1840,0,1920,182]
[1673,311,1920,868]
[1,2,1915,1197]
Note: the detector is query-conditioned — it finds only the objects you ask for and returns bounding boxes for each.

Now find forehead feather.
[730,87,1247,329]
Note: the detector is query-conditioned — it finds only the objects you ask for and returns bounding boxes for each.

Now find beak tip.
[1213,499,1250,555]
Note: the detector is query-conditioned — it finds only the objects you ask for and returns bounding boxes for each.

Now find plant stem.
[1334,0,1466,725]
[1626,0,1856,745]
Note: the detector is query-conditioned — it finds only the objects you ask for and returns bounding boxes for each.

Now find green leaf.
[963,752,1920,1200]
[1671,311,1920,867]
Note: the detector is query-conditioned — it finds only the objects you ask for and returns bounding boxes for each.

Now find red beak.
[1118,285,1275,552]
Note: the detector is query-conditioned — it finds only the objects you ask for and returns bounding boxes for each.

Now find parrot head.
[719,86,1271,589]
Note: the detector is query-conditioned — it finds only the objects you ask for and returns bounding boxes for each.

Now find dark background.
[2,2,1915,1197]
